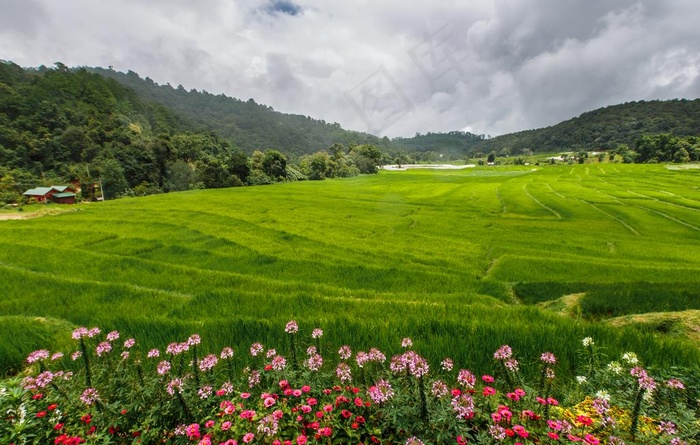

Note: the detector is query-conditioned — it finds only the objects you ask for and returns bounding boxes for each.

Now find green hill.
[390,99,700,158]
[89,67,390,157]
[475,99,700,155]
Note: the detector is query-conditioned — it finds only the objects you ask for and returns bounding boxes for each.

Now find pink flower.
[221,421,232,431]
[26,350,50,363]
[512,425,529,438]
[264,397,276,408]
[584,434,600,445]
[482,386,496,396]
[494,345,512,360]
[296,435,307,445]
[205,420,215,428]
[241,392,251,399]
[311,328,323,339]
[482,375,494,383]
[540,352,556,364]
[106,330,120,341]
[285,320,299,334]
[243,433,255,443]
[186,423,201,439]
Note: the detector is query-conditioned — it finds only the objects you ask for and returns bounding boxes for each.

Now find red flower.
[48,404,58,411]
[354,397,363,407]
[352,387,360,394]
[341,409,353,419]
[451,389,461,397]
[576,415,593,427]
[355,416,365,424]
[505,429,515,437]
[86,426,96,435]
[456,435,468,445]
[32,393,44,400]
[264,365,273,371]
[121,409,128,415]
[513,425,529,438]
[36,411,47,418]
[351,423,359,429]
[81,414,92,424]
[54,423,64,430]
[548,432,559,440]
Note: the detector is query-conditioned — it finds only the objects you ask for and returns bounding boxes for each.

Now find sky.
[1,0,699,138]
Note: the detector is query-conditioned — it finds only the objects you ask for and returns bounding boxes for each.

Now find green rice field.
[2,163,699,376]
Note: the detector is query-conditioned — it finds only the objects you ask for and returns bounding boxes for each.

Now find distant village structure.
[22,185,77,204]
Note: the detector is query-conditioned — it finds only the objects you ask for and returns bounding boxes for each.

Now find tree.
[307,151,332,180]
[262,149,287,180]
[350,144,383,174]
[673,147,690,163]
[97,158,129,199]
[487,152,496,163]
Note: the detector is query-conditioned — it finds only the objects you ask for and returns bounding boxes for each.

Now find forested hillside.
[90,67,390,157]
[391,131,485,160]
[0,61,386,203]
[472,99,700,155]
[388,99,700,159]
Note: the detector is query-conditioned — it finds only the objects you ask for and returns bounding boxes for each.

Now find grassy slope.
[1,163,699,375]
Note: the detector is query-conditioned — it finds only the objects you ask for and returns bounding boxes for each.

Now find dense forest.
[90,67,391,157]
[470,99,700,156]
[391,131,486,160]
[0,61,386,204]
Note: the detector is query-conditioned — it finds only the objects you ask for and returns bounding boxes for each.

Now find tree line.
[0,61,386,204]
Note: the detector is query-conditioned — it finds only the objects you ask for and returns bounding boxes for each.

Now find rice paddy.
[1,163,699,376]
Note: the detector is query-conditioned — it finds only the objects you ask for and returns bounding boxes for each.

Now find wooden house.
[23,185,77,204]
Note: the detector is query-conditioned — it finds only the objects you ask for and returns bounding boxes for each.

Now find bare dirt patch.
[0,208,73,221]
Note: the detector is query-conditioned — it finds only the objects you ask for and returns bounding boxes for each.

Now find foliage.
[89,67,392,157]
[473,99,700,155]
[1,325,697,445]
[0,61,391,200]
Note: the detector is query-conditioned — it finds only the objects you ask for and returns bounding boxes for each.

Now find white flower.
[582,337,594,347]
[607,361,623,374]
[595,390,611,402]
[576,375,588,385]
[621,352,638,365]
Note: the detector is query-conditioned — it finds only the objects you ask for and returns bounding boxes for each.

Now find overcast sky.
[1,0,699,138]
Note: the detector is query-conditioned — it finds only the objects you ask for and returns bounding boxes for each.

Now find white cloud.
[1,0,699,137]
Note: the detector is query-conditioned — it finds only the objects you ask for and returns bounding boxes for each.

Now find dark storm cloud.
[1,0,699,137]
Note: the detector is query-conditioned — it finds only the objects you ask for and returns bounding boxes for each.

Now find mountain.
[388,99,700,157]
[89,67,390,158]
[391,131,486,160]
[473,99,700,155]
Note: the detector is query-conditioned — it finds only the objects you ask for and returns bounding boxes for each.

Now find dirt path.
[0,208,72,220]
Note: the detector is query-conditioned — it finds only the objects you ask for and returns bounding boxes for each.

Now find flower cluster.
[3,328,697,445]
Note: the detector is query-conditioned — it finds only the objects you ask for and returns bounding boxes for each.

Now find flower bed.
[1,323,697,444]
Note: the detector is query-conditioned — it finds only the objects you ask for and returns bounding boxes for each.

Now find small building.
[51,192,77,204]
[23,185,76,204]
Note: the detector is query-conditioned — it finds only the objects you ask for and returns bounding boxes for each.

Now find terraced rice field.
[1,163,699,376]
